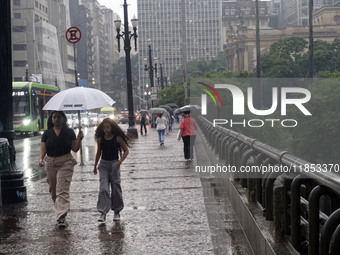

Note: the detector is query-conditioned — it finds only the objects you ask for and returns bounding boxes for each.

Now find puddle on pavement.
[97,222,125,241]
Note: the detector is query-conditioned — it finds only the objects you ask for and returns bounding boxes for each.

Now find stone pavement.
[0,123,250,254]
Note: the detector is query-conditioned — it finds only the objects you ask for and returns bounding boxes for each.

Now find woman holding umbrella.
[39,111,84,227]
[179,110,198,161]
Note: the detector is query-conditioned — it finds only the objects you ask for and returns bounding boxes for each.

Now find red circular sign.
[65,27,81,43]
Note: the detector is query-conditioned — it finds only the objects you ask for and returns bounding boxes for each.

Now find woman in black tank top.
[93,118,130,222]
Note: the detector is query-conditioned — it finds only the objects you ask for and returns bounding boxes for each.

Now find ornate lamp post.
[114,0,138,138]
[144,83,151,109]
[144,39,157,108]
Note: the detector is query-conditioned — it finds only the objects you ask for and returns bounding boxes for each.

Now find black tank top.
[101,136,119,160]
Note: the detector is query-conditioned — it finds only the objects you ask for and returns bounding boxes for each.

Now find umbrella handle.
[77,110,84,166]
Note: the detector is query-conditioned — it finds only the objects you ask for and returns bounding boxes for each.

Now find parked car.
[119,111,129,124]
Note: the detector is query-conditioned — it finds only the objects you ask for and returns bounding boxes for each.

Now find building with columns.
[223,3,340,73]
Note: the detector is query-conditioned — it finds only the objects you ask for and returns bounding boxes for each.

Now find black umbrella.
[166,103,178,109]
[159,105,174,115]
[178,105,201,114]
[139,109,149,114]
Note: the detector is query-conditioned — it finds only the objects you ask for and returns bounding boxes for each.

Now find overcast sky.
[97,0,138,20]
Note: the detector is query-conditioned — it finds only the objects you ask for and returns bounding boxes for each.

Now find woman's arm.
[93,138,102,175]
[116,136,129,167]
[71,130,84,152]
[39,142,47,167]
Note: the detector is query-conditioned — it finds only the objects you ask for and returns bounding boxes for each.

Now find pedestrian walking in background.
[156,113,167,146]
[93,118,130,223]
[140,113,147,136]
[168,115,174,132]
[39,111,83,227]
[179,111,198,161]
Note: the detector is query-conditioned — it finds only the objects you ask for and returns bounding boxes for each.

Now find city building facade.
[11,0,68,89]
[70,0,117,97]
[281,0,340,27]
[225,5,340,73]
[12,0,118,93]
[137,0,222,105]
[222,0,271,71]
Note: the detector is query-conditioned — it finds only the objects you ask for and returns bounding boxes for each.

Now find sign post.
[151,87,157,101]
[65,27,84,166]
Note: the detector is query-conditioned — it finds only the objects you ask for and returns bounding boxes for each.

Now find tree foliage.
[261,37,308,77]
[261,37,340,77]
[288,79,340,163]
[111,54,139,109]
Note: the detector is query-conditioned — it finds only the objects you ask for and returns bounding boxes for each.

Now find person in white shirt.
[155,113,167,146]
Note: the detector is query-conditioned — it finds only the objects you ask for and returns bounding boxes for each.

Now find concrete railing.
[196,114,340,255]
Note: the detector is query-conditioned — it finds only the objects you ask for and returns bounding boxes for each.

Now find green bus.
[13,82,59,135]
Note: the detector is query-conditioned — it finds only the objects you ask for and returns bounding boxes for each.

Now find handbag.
[177,129,183,141]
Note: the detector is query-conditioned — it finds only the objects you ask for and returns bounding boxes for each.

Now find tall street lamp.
[159,63,165,89]
[114,0,138,138]
[25,63,29,81]
[144,83,151,109]
[144,39,157,108]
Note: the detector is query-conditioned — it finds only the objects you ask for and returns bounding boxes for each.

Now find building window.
[13,0,20,6]
[13,26,26,32]
[35,1,38,8]
[14,61,28,67]
[13,44,27,50]
[13,13,21,19]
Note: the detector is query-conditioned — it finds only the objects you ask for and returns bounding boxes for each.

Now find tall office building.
[70,0,117,98]
[282,0,340,26]
[137,0,222,102]
[48,0,74,88]
[11,0,66,88]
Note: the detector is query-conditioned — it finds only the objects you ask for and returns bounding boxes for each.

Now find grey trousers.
[97,159,124,214]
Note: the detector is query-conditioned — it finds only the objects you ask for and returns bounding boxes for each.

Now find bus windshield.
[13,89,29,118]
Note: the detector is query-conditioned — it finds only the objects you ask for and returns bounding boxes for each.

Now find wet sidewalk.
[0,124,250,254]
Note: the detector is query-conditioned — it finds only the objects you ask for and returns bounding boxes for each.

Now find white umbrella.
[43,86,115,166]
[42,86,115,111]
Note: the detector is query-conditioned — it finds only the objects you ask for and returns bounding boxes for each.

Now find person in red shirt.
[179,111,198,161]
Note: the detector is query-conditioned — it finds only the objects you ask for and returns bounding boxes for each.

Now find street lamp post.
[159,63,165,89]
[114,0,138,138]
[25,64,29,82]
[144,83,151,109]
[144,39,157,108]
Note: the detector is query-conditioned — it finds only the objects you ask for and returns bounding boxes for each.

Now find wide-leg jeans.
[97,159,124,214]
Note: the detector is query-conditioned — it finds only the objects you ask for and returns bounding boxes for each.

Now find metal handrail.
[195,114,340,255]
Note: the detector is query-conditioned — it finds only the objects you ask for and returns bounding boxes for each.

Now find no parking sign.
[65,27,81,43]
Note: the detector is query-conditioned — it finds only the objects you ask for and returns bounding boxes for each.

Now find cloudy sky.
[98,0,138,20]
